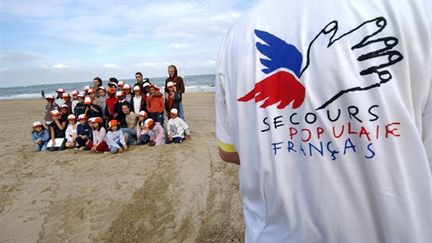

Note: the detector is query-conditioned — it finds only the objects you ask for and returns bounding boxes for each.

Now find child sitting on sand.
[32,121,50,152]
[166,108,190,144]
[106,119,128,153]
[48,110,67,151]
[75,114,92,150]
[142,118,165,146]
[136,111,149,145]
[65,114,78,148]
[86,117,109,153]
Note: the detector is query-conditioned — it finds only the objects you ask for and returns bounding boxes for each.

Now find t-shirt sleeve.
[215,37,237,153]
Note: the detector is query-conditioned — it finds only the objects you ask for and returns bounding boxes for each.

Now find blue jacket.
[77,123,92,139]
[32,129,50,143]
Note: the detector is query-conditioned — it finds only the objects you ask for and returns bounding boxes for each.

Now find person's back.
[216,0,431,242]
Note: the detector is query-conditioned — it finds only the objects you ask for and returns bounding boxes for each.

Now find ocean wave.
[0,85,215,100]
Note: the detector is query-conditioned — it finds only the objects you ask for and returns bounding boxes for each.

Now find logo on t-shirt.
[238,16,403,110]
[236,17,404,160]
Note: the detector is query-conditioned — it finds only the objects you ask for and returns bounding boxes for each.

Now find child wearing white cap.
[75,114,92,150]
[166,108,190,144]
[48,110,67,151]
[65,114,78,148]
[31,121,50,152]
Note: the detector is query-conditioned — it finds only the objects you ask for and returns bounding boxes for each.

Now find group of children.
[32,70,190,153]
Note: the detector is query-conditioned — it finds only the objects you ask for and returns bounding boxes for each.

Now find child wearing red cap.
[86,117,109,152]
[141,118,165,146]
[146,85,165,126]
[32,121,50,152]
[136,111,149,145]
[106,119,128,153]
[166,108,190,144]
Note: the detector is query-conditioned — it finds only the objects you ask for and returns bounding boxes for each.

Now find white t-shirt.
[216,0,432,242]
[167,117,189,138]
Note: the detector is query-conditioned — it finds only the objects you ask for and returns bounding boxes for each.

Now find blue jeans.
[136,134,150,145]
[121,128,137,145]
[178,102,185,120]
[35,142,48,152]
[165,137,184,144]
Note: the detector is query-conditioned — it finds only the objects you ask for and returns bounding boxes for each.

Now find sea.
[0,74,215,100]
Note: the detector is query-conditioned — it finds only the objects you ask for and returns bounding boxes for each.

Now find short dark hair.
[135,72,143,77]
[109,77,119,84]
[93,77,102,86]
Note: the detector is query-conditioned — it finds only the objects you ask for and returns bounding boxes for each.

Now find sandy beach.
[0,92,244,242]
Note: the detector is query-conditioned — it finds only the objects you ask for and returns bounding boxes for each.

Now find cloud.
[2,0,258,87]
[102,64,121,69]
[169,43,191,49]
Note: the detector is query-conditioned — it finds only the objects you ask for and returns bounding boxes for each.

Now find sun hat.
[84,96,92,105]
[116,91,125,97]
[123,84,131,90]
[71,90,79,96]
[138,111,147,117]
[78,114,86,120]
[50,110,61,116]
[133,85,141,92]
[87,88,95,94]
[118,81,124,87]
[67,114,76,121]
[45,95,55,100]
[62,92,70,98]
[77,93,85,98]
[89,117,103,124]
[33,121,43,128]
[170,108,178,115]
[143,83,150,88]
[84,85,90,91]
[61,104,69,110]
[98,86,106,91]
[56,88,65,93]
[108,119,119,129]
[144,118,154,128]
[167,81,175,87]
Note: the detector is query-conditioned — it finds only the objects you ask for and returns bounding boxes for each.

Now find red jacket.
[146,93,164,113]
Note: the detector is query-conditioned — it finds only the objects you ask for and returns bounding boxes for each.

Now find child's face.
[111,125,118,131]
[61,108,68,114]
[34,126,43,132]
[47,99,54,104]
[69,120,76,125]
[122,106,130,114]
[138,116,145,121]
[79,119,86,125]
[99,90,106,97]
[90,122,99,129]
[89,93,96,98]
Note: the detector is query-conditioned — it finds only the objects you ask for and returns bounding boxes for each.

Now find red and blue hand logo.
[238,17,404,110]
[237,29,305,109]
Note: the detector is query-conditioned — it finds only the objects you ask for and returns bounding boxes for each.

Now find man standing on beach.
[216,0,431,242]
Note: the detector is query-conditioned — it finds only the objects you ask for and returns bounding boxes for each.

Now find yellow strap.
[217,141,237,153]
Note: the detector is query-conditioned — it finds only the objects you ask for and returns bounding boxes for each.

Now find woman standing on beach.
[165,65,185,119]
[44,95,59,125]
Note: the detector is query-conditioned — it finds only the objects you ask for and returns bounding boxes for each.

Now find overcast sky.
[1,0,257,87]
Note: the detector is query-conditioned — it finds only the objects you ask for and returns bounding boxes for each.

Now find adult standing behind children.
[216,0,431,242]
[165,65,185,119]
